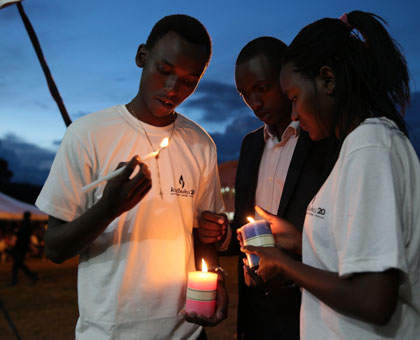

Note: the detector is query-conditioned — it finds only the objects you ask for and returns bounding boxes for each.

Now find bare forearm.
[279,255,398,325]
[44,157,152,263]
[45,200,118,263]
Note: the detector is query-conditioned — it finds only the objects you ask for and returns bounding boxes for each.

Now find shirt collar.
[263,120,300,143]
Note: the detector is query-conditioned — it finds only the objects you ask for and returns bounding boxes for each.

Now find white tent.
[0,192,47,221]
[0,0,21,10]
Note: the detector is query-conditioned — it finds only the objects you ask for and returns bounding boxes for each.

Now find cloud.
[210,115,262,163]
[182,80,244,123]
[1,92,418,186]
[406,92,420,154]
[0,133,55,185]
[210,91,420,164]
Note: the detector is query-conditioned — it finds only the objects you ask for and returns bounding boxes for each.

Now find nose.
[291,108,299,121]
[164,74,178,94]
[248,93,263,112]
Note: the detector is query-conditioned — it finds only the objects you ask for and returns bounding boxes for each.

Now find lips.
[156,97,175,108]
[255,111,270,121]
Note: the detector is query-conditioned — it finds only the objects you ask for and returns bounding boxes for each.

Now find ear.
[135,44,148,68]
[319,66,335,95]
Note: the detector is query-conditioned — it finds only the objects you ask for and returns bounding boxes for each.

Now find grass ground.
[0,255,238,340]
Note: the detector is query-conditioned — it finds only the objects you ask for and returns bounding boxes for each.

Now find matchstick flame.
[247,217,255,223]
[160,137,169,148]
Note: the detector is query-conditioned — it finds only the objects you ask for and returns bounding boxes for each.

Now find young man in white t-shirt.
[36,14,227,340]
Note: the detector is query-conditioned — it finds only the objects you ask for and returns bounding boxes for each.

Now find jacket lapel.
[277,131,312,217]
[245,128,266,212]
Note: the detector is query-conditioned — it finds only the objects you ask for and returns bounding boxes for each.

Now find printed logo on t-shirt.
[171,175,195,197]
[179,175,185,188]
[306,202,326,219]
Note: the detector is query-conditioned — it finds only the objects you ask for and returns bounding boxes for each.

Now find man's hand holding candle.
[181,266,229,327]
[198,211,229,244]
[242,257,264,287]
[100,156,152,217]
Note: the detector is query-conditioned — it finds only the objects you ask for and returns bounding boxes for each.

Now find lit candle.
[81,137,169,192]
[240,217,275,268]
[185,259,218,318]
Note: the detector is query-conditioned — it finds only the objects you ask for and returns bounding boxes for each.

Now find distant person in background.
[199,36,338,339]
[0,230,7,263]
[9,211,38,286]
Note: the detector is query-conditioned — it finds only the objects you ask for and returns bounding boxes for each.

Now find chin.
[307,131,321,141]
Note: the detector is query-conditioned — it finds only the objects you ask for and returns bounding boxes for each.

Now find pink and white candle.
[185,259,218,318]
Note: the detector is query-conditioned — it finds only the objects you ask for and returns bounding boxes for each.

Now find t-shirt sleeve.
[333,145,409,277]
[35,128,94,222]
[193,144,225,228]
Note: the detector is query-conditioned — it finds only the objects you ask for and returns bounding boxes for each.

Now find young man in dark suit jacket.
[198,37,338,339]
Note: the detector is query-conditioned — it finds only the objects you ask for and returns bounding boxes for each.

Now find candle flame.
[247,217,255,223]
[160,137,169,148]
[201,258,208,273]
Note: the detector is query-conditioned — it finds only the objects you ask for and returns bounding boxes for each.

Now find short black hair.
[236,36,287,72]
[146,14,212,63]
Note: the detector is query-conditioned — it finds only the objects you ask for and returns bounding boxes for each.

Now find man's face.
[137,31,209,125]
[235,54,291,127]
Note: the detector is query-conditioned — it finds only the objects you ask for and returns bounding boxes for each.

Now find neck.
[273,119,291,138]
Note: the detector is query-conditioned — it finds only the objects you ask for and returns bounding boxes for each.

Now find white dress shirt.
[254,121,300,220]
[217,121,300,251]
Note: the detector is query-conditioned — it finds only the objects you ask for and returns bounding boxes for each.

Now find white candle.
[81,137,169,192]
[141,150,159,161]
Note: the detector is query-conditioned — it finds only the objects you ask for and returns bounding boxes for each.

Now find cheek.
[141,71,157,93]
[177,84,197,101]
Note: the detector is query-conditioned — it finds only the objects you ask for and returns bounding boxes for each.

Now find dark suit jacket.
[224,126,339,340]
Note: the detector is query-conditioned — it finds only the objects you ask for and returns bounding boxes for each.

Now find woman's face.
[280,62,335,141]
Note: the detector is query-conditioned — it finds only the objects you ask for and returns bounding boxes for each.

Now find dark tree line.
[0,158,41,204]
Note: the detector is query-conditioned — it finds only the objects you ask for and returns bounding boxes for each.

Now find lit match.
[81,137,169,192]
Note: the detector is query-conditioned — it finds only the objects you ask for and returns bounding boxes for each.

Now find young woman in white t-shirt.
[241,10,420,339]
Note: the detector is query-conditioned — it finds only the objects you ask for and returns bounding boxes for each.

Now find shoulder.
[176,113,216,147]
[242,126,264,145]
[69,105,123,132]
[64,105,130,144]
[342,117,405,156]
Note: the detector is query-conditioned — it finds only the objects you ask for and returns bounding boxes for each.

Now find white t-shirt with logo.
[36,105,225,340]
[301,117,420,339]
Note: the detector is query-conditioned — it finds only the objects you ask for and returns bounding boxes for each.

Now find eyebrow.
[161,58,202,78]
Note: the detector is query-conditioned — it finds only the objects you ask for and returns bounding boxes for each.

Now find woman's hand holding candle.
[242,244,288,282]
[254,205,302,255]
[239,206,303,286]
